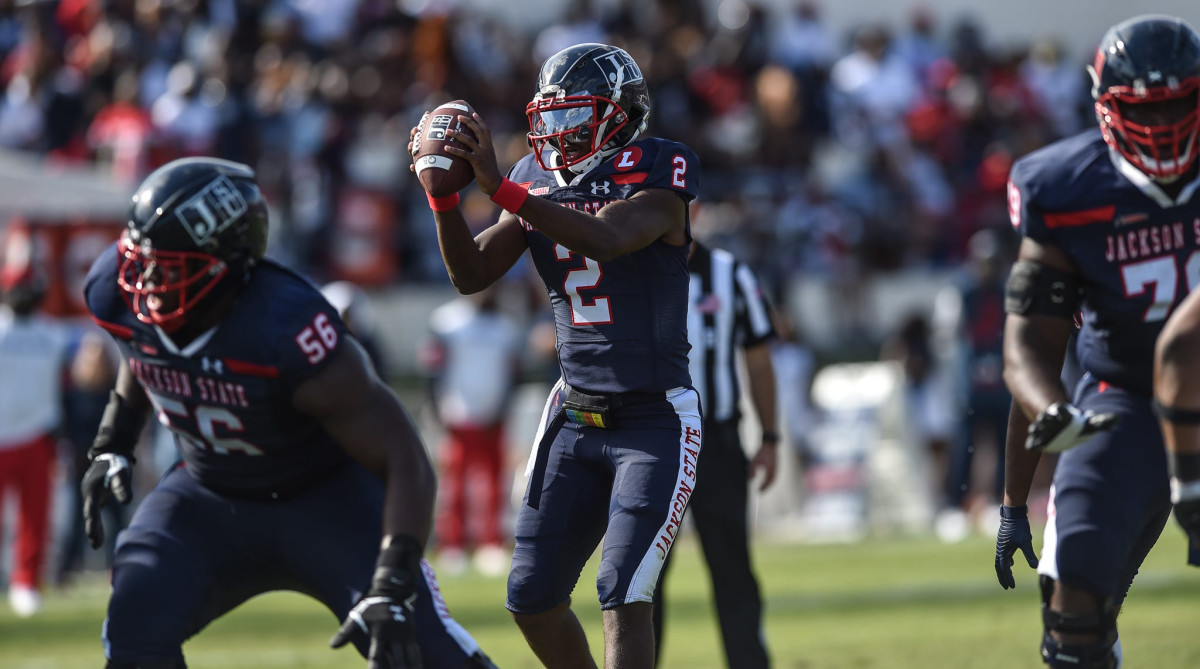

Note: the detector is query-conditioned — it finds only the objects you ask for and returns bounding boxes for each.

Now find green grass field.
[4,527,1199,669]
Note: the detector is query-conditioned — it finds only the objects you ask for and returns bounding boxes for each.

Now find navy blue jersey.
[1008,129,1200,397]
[508,137,700,394]
[84,242,350,497]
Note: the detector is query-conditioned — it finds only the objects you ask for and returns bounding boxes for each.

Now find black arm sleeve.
[1004,260,1082,319]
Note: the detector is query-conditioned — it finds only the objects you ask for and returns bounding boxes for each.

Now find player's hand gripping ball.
[412,100,477,197]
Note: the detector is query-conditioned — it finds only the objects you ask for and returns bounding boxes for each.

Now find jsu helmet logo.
[593,50,643,88]
[591,181,611,195]
[175,176,248,247]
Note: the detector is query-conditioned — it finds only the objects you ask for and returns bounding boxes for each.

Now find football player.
[1153,289,1200,546]
[411,43,702,669]
[995,14,1200,669]
[81,157,495,669]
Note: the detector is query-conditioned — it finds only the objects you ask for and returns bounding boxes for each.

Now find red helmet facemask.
[1095,78,1200,180]
[526,94,629,174]
[117,234,227,332]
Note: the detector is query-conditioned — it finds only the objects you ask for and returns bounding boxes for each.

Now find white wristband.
[1169,477,1200,504]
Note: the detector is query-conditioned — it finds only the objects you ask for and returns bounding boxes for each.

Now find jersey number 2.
[1121,251,1200,321]
[556,244,612,325]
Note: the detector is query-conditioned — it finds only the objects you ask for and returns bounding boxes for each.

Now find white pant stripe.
[625,387,703,604]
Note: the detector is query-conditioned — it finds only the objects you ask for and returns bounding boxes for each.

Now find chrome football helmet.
[526,43,651,175]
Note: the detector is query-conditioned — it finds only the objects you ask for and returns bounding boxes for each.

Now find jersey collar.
[154,324,218,358]
[548,149,602,188]
[1110,149,1200,208]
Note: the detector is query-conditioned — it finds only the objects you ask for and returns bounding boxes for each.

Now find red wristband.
[426,192,460,212]
[490,178,528,214]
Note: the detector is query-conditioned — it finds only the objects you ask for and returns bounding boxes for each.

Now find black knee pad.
[1039,576,1117,669]
[1041,634,1118,669]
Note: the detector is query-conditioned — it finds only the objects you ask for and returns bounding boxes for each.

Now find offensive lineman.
[995,14,1200,669]
[81,157,494,669]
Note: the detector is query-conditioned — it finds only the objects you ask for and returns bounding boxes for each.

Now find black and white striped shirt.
[687,243,777,423]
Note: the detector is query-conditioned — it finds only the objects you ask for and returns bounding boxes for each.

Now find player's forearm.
[1003,316,1072,420]
[1002,400,1042,506]
[513,194,625,261]
[376,388,439,546]
[114,362,151,415]
[518,194,667,262]
[1154,366,1200,456]
[432,209,499,294]
[382,448,435,549]
[745,345,778,439]
[1154,311,1200,456]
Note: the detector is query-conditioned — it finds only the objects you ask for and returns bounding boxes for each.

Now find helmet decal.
[174,175,249,248]
[591,49,644,97]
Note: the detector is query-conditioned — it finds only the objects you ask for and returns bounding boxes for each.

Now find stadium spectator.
[893,6,947,92]
[54,328,124,584]
[771,311,818,468]
[881,312,955,528]
[0,267,70,617]
[829,24,920,150]
[320,279,387,376]
[419,284,523,576]
[0,1,1090,287]
[1018,38,1087,140]
[931,228,1012,539]
[653,239,778,668]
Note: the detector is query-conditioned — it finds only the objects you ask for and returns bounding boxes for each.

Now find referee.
[654,239,779,668]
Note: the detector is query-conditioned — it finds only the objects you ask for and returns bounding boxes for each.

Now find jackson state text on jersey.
[84,242,351,497]
[508,138,700,394]
[1008,128,1200,397]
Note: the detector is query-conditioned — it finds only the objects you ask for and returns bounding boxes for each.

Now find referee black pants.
[653,419,770,668]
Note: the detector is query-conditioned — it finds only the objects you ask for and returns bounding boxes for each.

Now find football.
[413,100,477,197]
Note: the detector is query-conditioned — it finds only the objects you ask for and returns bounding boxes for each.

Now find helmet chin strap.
[550,150,592,187]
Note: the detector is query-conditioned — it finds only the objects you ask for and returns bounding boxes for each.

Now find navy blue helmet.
[118,158,268,331]
[1089,15,1200,180]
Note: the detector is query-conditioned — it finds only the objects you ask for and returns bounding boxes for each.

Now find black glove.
[81,391,145,549]
[332,535,424,669]
[995,504,1038,589]
[1171,478,1200,544]
[1026,401,1119,453]
[81,452,134,549]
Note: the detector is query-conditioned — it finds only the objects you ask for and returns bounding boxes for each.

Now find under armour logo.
[1148,71,1163,82]
[591,181,611,195]
[201,357,225,374]
[1050,281,1066,304]
[388,604,408,622]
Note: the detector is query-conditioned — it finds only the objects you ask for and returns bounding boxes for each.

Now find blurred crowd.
[0,0,1091,295]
